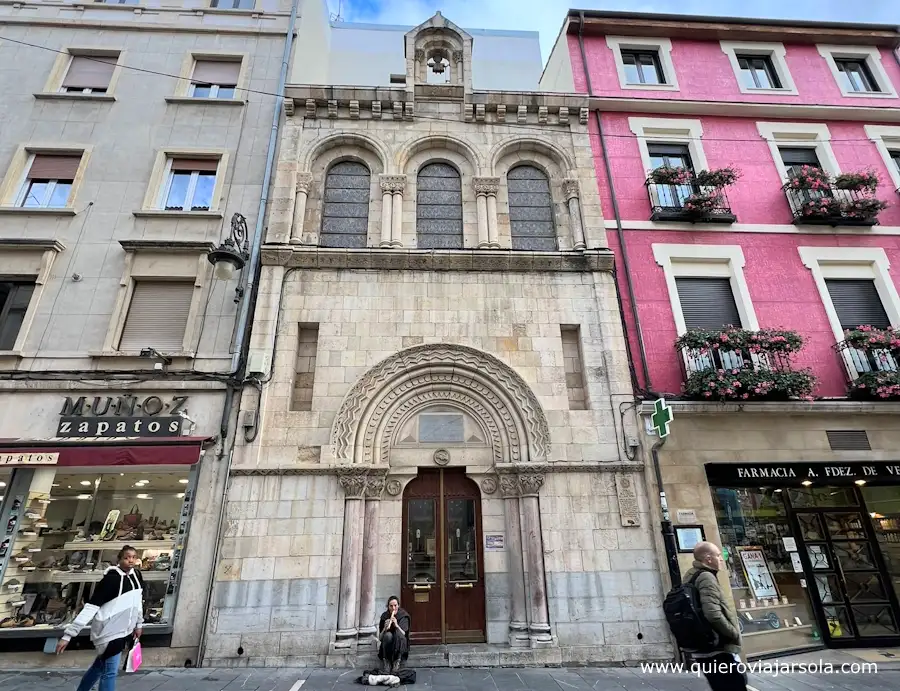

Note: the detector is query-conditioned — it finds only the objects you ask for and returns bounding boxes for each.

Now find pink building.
[543,12,900,657]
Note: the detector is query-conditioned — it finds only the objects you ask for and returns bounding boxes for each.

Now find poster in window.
[737,546,779,600]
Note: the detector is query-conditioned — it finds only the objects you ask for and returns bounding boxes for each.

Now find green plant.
[675,327,804,354]
[695,167,741,187]
[842,325,900,350]
[682,191,722,214]
[849,370,900,400]
[833,170,880,192]
[683,367,816,402]
[842,197,888,219]
[799,196,842,219]
[648,166,693,185]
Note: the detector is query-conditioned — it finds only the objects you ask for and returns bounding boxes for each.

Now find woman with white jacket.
[56,545,144,691]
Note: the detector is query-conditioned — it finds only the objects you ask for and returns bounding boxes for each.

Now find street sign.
[650,398,673,438]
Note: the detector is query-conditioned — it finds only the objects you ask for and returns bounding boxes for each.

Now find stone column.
[379,175,394,248]
[378,175,406,248]
[519,471,553,646]
[333,470,368,651]
[500,474,529,647]
[290,173,313,245]
[563,179,586,250]
[357,472,386,644]
[473,178,491,248]
[453,50,464,86]
[474,177,500,248]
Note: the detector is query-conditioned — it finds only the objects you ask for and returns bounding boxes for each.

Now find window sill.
[165,97,246,106]
[838,90,897,99]
[0,206,77,216]
[739,87,799,96]
[132,210,223,219]
[621,82,679,91]
[91,350,196,360]
[34,92,116,103]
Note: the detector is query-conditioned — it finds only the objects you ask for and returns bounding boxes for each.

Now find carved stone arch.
[488,137,576,178]
[397,135,484,176]
[302,132,390,174]
[330,343,550,466]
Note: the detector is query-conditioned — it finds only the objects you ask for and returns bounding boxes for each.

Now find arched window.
[417,162,463,249]
[320,161,370,248]
[507,165,556,251]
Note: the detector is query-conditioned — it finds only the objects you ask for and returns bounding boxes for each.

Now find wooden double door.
[401,469,486,644]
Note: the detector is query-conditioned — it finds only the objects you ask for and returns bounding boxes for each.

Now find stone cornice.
[119,240,216,254]
[639,400,900,415]
[589,97,900,124]
[229,461,644,477]
[260,246,614,272]
[0,11,290,36]
[0,238,65,253]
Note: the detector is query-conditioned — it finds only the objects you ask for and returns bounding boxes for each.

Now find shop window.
[862,486,900,607]
[712,487,818,656]
[291,324,319,411]
[0,470,192,633]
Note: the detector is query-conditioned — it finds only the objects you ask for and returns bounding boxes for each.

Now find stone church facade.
[206,13,673,667]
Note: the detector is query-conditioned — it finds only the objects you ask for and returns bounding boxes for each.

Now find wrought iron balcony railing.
[835,340,899,398]
[646,181,737,224]
[783,184,883,227]
[679,346,779,378]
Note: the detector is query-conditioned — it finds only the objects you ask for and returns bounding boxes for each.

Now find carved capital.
[452,50,464,64]
[499,474,520,498]
[365,471,387,499]
[473,177,500,197]
[415,48,425,61]
[337,468,368,499]
[296,172,313,194]
[562,178,580,201]
[379,174,407,195]
[518,473,545,497]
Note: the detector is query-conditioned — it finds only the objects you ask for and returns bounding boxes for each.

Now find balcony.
[836,327,900,400]
[676,327,815,402]
[645,166,738,224]
[783,168,888,227]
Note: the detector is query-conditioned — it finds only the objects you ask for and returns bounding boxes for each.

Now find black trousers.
[699,653,748,691]
[378,632,399,662]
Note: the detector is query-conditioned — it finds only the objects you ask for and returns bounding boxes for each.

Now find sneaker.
[13,553,29,562]
[24,512,40,520]
[391,660,400,674]
[20,561,36,571]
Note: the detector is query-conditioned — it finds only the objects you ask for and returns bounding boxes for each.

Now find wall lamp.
[208,213,250,303]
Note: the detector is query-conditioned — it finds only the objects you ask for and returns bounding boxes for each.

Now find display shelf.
[24,570,169,584]
[0,621,173,639]
[738,603,796,613]
[744,624,813,637]
[61,540,174,551]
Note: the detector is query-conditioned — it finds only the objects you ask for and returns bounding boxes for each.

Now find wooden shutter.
[192,60,240,85]
[62,55,117,89]
[119,281,193,352]
[27,154,82,180]
[675,277,742,330]
[825,279,890,330]
[169,158,219,173]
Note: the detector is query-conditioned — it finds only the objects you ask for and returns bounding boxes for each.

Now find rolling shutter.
[192,60,241,86]
[118,281,193,352]
[825,279,890,330]
[675,277,742,330]
[62,55,117,90]
[27,154,82,180]
[170,158,219,173]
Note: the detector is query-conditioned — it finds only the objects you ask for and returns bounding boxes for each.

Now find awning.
[0,437,209,467]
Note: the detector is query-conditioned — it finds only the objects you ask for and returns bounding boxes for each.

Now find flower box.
[675,327,804,355]
[684,367,816,402]
[694,168,741,188]
[833,170,879,193]
[648,166,693,185]
[849,370,900,400]
[842,325,900,352]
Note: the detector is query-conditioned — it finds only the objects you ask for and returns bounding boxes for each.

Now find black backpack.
[663,571,720,653]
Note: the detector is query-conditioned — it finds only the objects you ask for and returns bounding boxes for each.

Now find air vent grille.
[826,430,871,451]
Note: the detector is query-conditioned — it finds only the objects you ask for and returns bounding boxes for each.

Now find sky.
[328,1,900,61]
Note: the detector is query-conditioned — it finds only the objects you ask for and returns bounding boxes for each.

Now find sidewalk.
[3,659,899,691]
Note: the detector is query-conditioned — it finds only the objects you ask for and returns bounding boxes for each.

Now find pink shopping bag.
[126,642,142,673]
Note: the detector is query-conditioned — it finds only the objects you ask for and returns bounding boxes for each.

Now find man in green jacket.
[682,541,747,691]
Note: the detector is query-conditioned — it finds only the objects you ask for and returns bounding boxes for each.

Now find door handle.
[454,583,474,590]
[412,584,432,591]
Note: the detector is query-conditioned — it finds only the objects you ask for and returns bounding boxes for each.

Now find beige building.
[208,12,674,668]
[0,0,295,668]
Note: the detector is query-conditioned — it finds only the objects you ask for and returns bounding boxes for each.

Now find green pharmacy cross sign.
[650,398,673,438]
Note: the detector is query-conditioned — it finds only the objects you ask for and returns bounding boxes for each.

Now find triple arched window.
[507,165,556,251]
[320,161,370,248]
[416,162,463,249]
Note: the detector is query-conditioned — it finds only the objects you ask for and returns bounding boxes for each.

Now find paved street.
[3,651,900,691]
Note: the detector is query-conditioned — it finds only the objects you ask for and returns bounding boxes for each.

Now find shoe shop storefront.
[705,461,900,657]
[0,390,220,664]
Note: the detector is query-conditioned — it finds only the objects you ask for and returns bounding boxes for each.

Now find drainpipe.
[195,0,301,667]
[650,437,681,588]
[575,13,653,394]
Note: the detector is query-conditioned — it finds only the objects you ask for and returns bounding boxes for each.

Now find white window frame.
[652,244,758,336]
[865,125,900,192]
[13,154,75,209]
[189,83,234,99]
[720,41,798,96]
[606,36,679,91]
[817,45,897,99]
[756,122,840,183]
[210,0,255,8]
[629,117,708,176]
[158,160,218,212]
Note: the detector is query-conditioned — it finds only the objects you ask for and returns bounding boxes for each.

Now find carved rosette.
[481,476,498,495]
[433,449,450,466]
[518,473,545,497]
[337,469,368,499]
[365,472,387,499]
[385,478,403,496]
[379,174,407,195]
[296,172,313,194]
[562,179,580,201]
[499,475,520,499]
[473,177,500,198]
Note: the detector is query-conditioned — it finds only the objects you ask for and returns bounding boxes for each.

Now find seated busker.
[377,596,410,674]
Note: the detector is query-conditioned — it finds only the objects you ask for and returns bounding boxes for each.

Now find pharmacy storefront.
[0,391,222,666]
[706,461,900,655]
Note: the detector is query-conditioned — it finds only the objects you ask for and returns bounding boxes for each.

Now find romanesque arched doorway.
[402,468,486,644]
